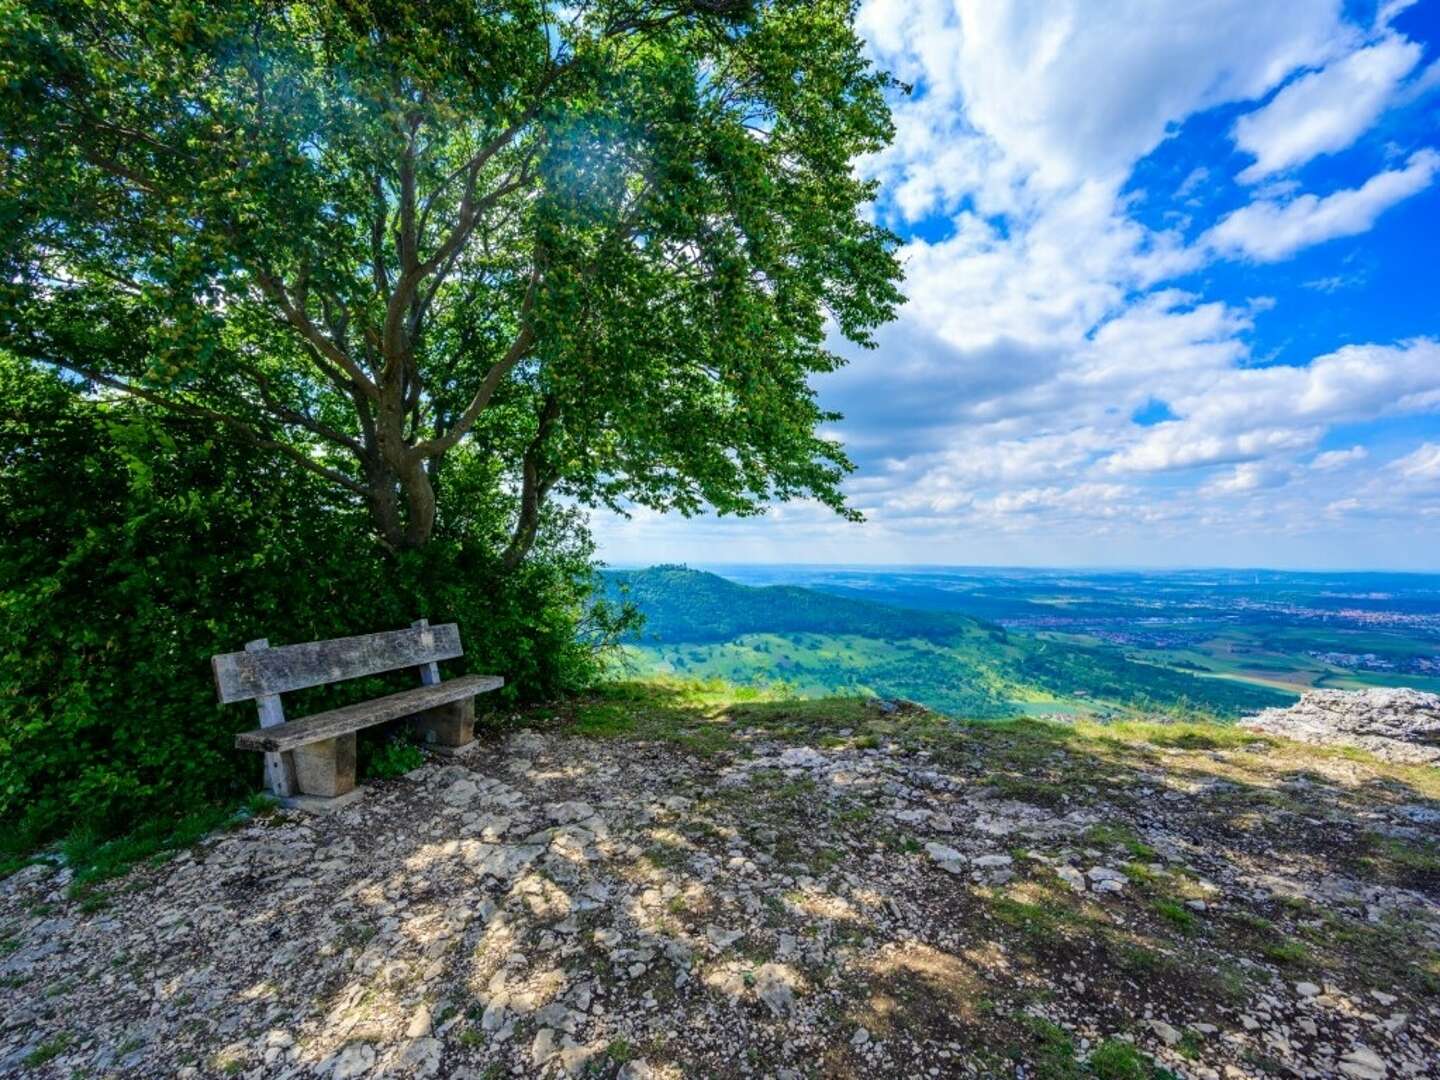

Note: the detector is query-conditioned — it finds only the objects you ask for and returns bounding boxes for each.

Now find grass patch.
[1107,935,1178,977]
[1364,835,1440,884]
[1083,824,1157,860]
[551,678,883,755]
[1152,899,1198,933]
[1121,862,1160,886]
[1100,721,1268,753]
[990,895,1086,955]
[992,775,1070,808]
[24,1032,72,1067]
[642,840,692,872]
[53,795,279,905]
[1013,1016,1080,1079]
[1087,1039,1153,1079]
[606,1038,637,1063]
[1262,940,1310,966]
[1175,1031,1204,1060]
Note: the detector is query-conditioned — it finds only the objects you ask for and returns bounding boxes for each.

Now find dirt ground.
[2,684,1438,1078]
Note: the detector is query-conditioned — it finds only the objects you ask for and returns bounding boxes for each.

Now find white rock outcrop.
[1241,688,1440,764]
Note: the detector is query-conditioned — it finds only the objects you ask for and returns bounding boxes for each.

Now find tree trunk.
[366,459,406,551]
[364,456,436,551]
[498,396,559,571]
[400,458,436,549]
[499,456,550,571]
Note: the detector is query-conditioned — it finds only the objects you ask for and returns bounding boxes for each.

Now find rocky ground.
[1242,689,1440,766]
[2,683,1439,1079]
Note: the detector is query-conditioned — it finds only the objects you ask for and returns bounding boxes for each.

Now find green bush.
[0,356,632,852]
[361,735,426,780]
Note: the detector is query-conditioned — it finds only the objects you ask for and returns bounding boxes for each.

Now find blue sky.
[594,0,1440,570]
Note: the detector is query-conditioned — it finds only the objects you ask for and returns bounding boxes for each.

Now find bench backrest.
[212,622,463,704]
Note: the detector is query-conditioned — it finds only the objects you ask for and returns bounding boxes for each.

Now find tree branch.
[411,268,540,457]
[499,394,561,571]
[370,170,392,295]
[237,362,366,454]
[407,165,535,343]
[252,271,381,400]
[379,97,554,382]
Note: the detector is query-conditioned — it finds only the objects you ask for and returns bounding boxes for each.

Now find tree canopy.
[0,0,902,558]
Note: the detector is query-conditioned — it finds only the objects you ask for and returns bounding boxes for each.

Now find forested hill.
[602,566,1297,718]
[602,565,992,644]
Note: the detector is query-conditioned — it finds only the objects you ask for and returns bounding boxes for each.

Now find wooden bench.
[213,619,502,800]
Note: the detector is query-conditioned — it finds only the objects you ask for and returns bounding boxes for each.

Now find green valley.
[604,566,1296,718]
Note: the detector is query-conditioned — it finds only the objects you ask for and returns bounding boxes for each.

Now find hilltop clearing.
[605,567,1293,717]
[3,680,1436,1078]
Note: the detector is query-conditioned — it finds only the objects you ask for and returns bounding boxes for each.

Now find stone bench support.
[409,697,475,749]
[291,734,358,798]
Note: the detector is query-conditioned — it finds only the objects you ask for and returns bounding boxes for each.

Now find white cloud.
[1176,167,1210,199]
[1315,441,1440,525]
[1392,442,1440,482]
[857,0,1350,217]
[1107,339,1440,472]
[1109,425,1320,474]
[977,482,1134,519]
[1397,58,1440,106]
[1232,36,1422,182]
[1204,462,1292,495]
[833,1,1439,547]
[1204,149,1440,261]
[1376,0,1420,31]
[1311,446,1369,470]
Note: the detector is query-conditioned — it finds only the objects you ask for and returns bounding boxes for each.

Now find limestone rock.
[1242,688,1440,764]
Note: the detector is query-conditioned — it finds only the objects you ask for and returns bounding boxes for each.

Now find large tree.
[0,0,901,561]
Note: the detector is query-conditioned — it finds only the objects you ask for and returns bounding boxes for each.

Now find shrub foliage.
[0,357,629,845]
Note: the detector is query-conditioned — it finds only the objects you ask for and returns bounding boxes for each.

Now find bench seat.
[216,620,502,801]
[235,673,504,753]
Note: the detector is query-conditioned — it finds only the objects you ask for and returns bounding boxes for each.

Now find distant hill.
[602,566,1297,718]
[602,564,994,643]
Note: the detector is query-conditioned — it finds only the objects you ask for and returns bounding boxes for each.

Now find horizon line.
[599,560,1440,576]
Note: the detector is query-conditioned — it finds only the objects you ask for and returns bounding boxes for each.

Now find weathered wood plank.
[413,618,442,687]
[248,638,295,798]
[213,623,463,703]
[234,673,503,752]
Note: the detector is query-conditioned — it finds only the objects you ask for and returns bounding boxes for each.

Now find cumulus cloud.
[831,4,1439,543]
[1107,339,1440,472]
[1203,150,1440,262]
[1232,36,1423,182]
[1204,462,1293,495]
[1314,441,1440,527]
[859,0,1349,198]
[594,2,1440,566]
